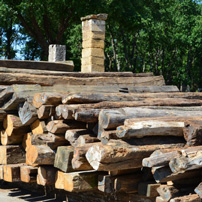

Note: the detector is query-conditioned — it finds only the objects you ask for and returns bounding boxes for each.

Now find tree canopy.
[1,0,202,90]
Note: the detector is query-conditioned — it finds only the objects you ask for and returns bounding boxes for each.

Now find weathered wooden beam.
[65,129,91,146]
[116,120,184,139]
[126,85,179,93]
[62,91,202,104]
[29,133,69,150]
[26,145,55,166]
[37,166,57,186]
[54,146,74,173]
[157,185,179,201]
[47,120,86,134]
[1,130,25,145]
[37,105,55,119]
[33,92,66,108]
[31,120,48,134]
[170,194,201,202]
[0,59,74,71]
[63,171,100,192]
[86,139,185,171]
[20,165,38,183]
[0,145,25,164]
[3,164,23,182]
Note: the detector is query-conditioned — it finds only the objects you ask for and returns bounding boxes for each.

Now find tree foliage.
[1,0,202,90]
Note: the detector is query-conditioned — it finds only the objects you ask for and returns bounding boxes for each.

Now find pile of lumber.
[1,66,202,201]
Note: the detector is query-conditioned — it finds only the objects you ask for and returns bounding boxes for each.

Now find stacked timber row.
[81,14,108,72]
[0,66,202,201]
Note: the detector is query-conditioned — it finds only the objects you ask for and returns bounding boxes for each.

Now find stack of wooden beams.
[1,65,202,201]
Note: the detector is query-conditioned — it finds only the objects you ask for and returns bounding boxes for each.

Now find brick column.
[81,14,108,72]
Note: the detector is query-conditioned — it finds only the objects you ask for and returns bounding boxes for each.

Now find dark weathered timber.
[54,146,74,173]
[74,109,100,123]
[0,59,74,71]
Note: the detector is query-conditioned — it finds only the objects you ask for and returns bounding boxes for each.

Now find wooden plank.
[0,59,74,71]
[20,165,38,183]
[194,182,202,198]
